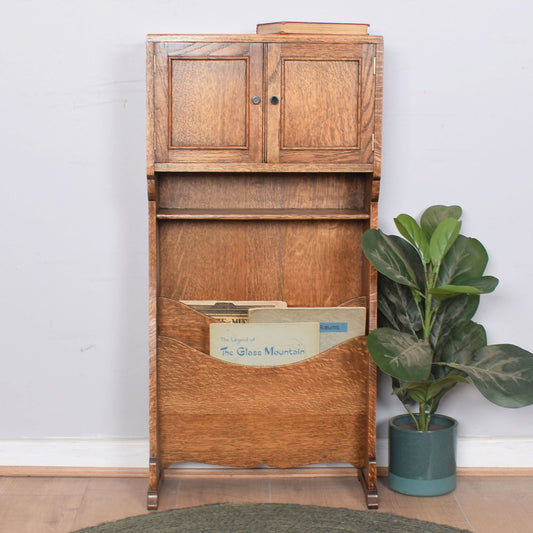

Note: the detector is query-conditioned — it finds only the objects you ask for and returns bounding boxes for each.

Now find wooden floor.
[1,471,532,532]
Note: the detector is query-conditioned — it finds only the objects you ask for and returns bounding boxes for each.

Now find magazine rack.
[146,25,383,510]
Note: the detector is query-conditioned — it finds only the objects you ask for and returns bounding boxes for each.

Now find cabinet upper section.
[147,34,383,173]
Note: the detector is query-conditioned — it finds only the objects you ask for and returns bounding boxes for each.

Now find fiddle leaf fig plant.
[362,205,533,430]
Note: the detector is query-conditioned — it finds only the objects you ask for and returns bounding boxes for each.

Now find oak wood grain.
[150,36,380,166]
[157,297,215,354]
[153,162,375,173]
[146,41,155,179]
[372,40,384,179]
[157,220,367,306]
[156,334,372,470]
[266,42,376,164]
[148,199,160,505]
[158,173,368,211]
[156,209,371,220]
[146,28,383,510]
[147,34,383,45]
[153,42,263,164]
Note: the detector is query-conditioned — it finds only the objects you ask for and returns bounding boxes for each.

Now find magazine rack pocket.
[157,297,368,364]
[158,297,216,353]
[155,297,373,470]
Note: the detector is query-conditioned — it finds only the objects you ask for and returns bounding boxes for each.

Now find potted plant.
[361,204,533,496]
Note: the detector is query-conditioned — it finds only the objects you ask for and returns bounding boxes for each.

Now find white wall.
[1,0,532,464]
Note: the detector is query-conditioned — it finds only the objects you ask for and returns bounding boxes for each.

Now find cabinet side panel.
[372,39,384,178]
[148,200,159,466]
[146,42,155,177]
[359,43,376,164]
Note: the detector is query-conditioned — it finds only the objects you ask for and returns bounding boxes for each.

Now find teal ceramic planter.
[388,414,457,496]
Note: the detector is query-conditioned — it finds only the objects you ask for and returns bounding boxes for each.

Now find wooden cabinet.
[146,28,383,511]
[152,38,377,165]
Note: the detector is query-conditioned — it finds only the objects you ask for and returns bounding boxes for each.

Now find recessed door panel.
[154,42,263,163]
[282,59,359,148]
[169,58,247,148]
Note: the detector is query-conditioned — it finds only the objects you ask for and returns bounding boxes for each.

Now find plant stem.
[422,263,435,343]
[404,403,419,429]
[422,262,441,346]
[424,294,433,342]
[418,403,426,431]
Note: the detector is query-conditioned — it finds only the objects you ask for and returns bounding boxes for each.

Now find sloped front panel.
[156,334,371,469]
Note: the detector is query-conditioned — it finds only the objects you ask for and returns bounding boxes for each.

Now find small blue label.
[320,322,348,333]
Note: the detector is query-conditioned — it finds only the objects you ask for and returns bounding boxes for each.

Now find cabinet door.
[153,42,263,164]
[265,43,376,164]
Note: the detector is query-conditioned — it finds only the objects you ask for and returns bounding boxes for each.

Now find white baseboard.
[0,439,149,468]
[1,437,532,469]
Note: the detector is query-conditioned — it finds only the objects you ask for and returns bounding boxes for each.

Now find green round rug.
[72,503,471,532]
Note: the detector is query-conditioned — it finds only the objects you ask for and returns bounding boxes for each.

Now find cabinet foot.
[147,490,159,510]
[358,460,379,509]
[363,485,379,510]
[147,457,162,510]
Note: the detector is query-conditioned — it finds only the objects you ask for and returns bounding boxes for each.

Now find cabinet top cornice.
[146,34,383,44]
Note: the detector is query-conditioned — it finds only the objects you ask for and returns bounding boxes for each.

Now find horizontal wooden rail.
[156,208,371,221]
[153,163,376,174]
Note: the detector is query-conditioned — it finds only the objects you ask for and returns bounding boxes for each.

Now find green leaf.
[448,344,533,407]
[463,276,499,294]
[431,296,486,367]
[429,284,484,298]
[437,235,495,287]
[397,375,468,405]
[394,214,430,263]
[429,218,462,266]
[429,279,498,299]
[438,321,488,366]
[421,205,462,238]
[362,230,425,290]
[426,375,469,408]
[404,383,432,404]
[432,233,499,299]
[431,295,480,349]
[377,274,423,333]
[366,328,432,382]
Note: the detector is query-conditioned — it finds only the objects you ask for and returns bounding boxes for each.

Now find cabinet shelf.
[153,163,375,174]
[156,208,371,221]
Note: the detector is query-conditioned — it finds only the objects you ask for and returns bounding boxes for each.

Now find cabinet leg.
[147,490,159,511]
[147,457,163,510]
[358,458,379,509]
